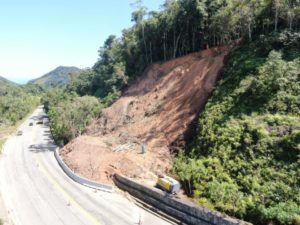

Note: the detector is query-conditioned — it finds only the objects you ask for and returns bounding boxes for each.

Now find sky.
[0,0,164,84]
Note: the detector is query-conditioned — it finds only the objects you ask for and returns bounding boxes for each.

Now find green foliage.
[67,1,300,111]
[173,33,300,225]
[42,91,101,145]
[0,81,40,151]
[66,36,125,104]
[0,82,40,126]
[0,95,39,125]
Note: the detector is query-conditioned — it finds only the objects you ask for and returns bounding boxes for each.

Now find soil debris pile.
[60,46,232,184]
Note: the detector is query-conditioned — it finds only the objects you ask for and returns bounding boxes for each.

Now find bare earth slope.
[61,46,232,184]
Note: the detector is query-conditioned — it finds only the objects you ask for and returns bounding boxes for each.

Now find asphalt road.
[0,106,172,225]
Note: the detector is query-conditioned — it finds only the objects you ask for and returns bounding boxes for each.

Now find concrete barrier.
[114,174,252,225]
[54,148,113,193]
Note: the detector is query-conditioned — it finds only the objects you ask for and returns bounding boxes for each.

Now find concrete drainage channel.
[54,148,113,193]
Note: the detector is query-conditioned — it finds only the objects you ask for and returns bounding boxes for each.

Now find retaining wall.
[54,148,113,192]
[114,174,252,225]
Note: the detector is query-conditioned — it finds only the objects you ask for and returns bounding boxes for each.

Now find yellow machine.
[156,175,180,194]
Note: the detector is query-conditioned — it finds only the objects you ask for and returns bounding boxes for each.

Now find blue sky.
[0,0,164,84]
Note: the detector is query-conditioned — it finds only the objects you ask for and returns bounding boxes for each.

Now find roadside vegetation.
[41,89,101,145]
[0,83,41,149]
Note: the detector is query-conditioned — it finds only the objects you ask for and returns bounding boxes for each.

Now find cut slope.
[29,66,81,87]
[60,46,233,184]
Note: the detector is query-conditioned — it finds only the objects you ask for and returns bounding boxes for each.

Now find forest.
[0,83,41,126]
[39,1,300,224]
[173,33,300,225]
[66,0,300,102]
[0,82,41,148]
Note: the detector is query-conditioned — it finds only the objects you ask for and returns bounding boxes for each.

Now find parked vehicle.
[156,175,180,194]
[29,122,33,126]
[36,120,43,125]
[16,130,23,136]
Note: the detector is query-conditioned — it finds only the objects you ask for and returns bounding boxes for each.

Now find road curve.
[0,106,173,225]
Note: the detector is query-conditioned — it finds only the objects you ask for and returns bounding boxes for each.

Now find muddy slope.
[60,46,232,184]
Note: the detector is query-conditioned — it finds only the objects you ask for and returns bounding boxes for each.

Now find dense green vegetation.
[42,89,101,145]
[29,66,81,88]
[173,32,300,225]
[0,80,41,149]
[0,76,18,96]
[0,81,41,126]
[67,0,300,103]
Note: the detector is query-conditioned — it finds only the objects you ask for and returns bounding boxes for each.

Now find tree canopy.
[68,0,300,104]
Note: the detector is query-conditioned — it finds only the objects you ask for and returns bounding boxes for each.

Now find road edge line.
[54,147,113,193]
[35,155,103,225]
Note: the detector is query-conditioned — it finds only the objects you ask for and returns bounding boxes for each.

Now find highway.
[0,106,172,225]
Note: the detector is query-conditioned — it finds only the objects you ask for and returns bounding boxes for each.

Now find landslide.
[60,45,233,184]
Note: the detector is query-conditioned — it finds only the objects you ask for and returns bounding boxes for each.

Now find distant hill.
[0,76,18,86]
[0,76,19,96]
[28,66,81,87]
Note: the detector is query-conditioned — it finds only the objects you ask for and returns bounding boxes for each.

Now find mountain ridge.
[28,66,81,87]
[0,76,18,86]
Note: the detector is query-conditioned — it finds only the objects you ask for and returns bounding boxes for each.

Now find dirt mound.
[60,45,232,184]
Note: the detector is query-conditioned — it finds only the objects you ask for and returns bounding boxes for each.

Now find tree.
[274,0,286,32]
[131,0,149,64]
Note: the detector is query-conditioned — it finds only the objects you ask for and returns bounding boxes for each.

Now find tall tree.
[131,0,149,64]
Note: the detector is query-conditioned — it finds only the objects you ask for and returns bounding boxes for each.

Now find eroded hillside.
[60,45,233,184]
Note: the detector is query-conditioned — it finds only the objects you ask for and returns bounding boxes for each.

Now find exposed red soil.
[60,45,233,185]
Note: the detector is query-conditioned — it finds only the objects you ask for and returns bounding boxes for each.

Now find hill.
[173,33,300,225]
[59,45,232,186]
[42,0,300,224]
[0,76,17,86]
[0,76,19,96]
[57,34,300,225]
[29,66,81,87]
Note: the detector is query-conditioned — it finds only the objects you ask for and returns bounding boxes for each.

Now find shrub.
[144,101,163,117]
[47,96,101,145]
[173,34,300,225]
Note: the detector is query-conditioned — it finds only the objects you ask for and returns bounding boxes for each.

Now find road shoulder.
[0,190,12,225]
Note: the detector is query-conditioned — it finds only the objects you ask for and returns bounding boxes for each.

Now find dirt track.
[60,46,232,185]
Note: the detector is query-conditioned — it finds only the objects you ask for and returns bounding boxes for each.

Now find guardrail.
[54,148,113,193]
[114,174,252,225]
